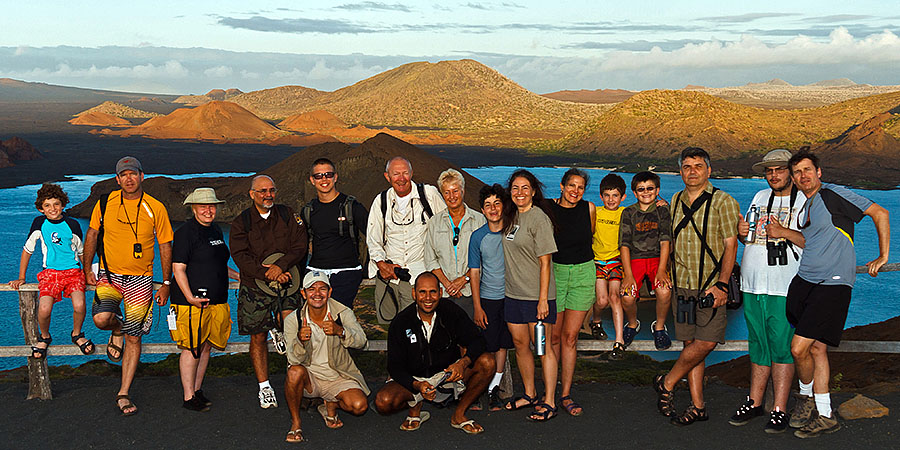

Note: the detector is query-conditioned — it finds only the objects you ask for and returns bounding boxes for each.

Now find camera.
[676,295,695,325]
[385,260,412,282]
[697,293,715,309]
[767,241,789,266]
[196,288,210,306]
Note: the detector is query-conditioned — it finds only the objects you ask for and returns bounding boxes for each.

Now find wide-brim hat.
[752,149,793,174]
[255,253,301,296]
[183,187,225,205]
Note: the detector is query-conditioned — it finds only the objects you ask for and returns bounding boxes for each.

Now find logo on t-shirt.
[505,225,520,241]
[406,328,417,343]
[209,239,225,246]
[50,232,62,245]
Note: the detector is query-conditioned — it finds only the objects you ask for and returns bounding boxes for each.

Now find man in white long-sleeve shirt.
[367,157,446,324]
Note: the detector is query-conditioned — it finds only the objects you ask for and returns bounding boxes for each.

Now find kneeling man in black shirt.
[375,272,494,434]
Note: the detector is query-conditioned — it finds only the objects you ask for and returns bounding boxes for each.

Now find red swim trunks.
[36,268,86,302]
[629,257,664,290]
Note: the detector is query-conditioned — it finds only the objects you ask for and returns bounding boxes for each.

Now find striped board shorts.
[91,270,154,337]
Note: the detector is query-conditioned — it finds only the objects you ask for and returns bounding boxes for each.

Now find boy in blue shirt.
[8,183,94,358]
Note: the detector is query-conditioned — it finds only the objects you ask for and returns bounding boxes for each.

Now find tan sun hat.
[183,187,225,205]
[752,149,793,174]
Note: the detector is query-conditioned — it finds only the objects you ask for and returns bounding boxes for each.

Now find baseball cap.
[116,156,143,175]
[302,271,331,289]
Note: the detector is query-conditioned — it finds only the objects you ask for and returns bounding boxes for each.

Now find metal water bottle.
[534,320,546,356]
[745,206,760,243]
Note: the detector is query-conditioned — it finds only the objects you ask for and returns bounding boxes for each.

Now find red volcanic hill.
[279,110,348,132]
[541,89,636,104]
[109,101,286,142]
[0,136,42,168]
[69,111,132,127]
[808,108,900,186]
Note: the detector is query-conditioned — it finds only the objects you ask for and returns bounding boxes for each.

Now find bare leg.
[507,323,537,408]
[549,310,565,365]
[117,334,142,414]
[654,287,672,330]
[451,353,494,431]
[495,348,508,372]
[687,359,706,408]
[336,388,369,415]
[560,310,588,399]
[810,341,830,394]
[285,365,310,432]
[179,349,199,401]
[608,280,624,343]
[35,296,54,353]
[771,363,795,411]
[748,363,772,407]
[194,342,211,392]
[249,332,269,383]
[592,279,609,325]
[791,335,815,385]
[71,291,87,334]
[662,339,717,394]
[621,294,638,331]
[537,321,558,410]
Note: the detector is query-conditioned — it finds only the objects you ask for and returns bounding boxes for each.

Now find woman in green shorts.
[548,168,596,416]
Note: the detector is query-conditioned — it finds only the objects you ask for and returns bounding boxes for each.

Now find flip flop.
[116,394,137,416]
[107,330,124,363]
[400,411,430,431]
[451,419,484,435]
[318,403,343,429]
[285,429,303,443]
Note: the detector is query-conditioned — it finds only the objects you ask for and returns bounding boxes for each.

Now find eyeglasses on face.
[765,166,789,176]
[634,186,658,193]
[252,188,277,194]
[312,172,336,180]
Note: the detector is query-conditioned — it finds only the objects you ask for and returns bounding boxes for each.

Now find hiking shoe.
[183,396,210,412]
[794,414,840,438]
[789,395,816,428]
[259,386,278,409]
[651,321,671,350]
[488,385,503,411]
[623,320,640,347]
[590,322,607,340]
[269,329,287,355]
[609,342,626,360]
[729,396,764,426]
[765,409,789,434]
[194,389,212,407]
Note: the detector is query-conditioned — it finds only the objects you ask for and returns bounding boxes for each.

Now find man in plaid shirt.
[653,147,740,426]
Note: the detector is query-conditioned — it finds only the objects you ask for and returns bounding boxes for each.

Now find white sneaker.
[259,386,278,409]
[269,329,286,355]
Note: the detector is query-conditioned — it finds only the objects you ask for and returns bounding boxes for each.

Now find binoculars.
[676,293,716,325]
[767,241,789,266]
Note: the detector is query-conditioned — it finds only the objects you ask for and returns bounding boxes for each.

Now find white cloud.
[240,69,260,79]
[272,60,386,82]
[14,46,29,56]
[600,28,900,71]
[3,60,190,79]
[204,65,233,77]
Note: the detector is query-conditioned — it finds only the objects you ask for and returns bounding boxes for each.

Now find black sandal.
[71,331,95,355]
[31,335,52,359]
[527,402,558,422]
[654,374,676,417]
[671,404,709,426]
[107,330,125,363]
[504,393,538,411]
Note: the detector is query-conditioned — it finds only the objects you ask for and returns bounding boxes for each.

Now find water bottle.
[745,206,759,243]
[534,321,546,356]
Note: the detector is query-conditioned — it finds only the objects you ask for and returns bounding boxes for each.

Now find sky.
[1,1,900,95]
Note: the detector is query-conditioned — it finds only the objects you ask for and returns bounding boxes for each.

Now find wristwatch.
[162,280,171,286]
[464,275,470,282]
[714,281,729,293]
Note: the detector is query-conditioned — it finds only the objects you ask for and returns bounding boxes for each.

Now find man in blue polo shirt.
[785,151,890,438]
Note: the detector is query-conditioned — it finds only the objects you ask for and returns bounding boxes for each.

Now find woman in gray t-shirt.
[500,169,559,421]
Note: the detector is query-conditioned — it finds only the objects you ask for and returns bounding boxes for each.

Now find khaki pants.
[374,277,414,324]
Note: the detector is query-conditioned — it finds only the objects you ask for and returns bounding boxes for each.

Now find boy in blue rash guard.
[786,151,890,438]
[9,183,94,358]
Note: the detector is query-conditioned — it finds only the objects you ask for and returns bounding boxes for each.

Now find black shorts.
[785,276,852,347]
[480,298,513,352]
[328,269,364,308]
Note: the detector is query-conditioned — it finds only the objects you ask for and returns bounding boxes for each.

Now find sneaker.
[609,342,626,360]
[269,329,287,355]
[183,396,210,412]
[728,396,764,426]
[590,322,608,340]
[794,413,840,438]
[259,386,278,409]
[623,320,640,347]
[789,395,817,429]
[765,409,789,434]
[651,321,671,350]
[194,389,212,407]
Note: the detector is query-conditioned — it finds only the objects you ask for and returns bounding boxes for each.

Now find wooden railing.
[3,263,898,400]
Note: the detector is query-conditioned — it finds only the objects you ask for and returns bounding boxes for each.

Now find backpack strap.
[417,183,433,220]
[300,202,314,240]
[96,192,112,284]
[342,195,358,245]
[380,189,389,246]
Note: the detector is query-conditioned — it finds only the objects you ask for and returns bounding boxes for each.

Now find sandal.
[654,374,676,417]
[671,404,709,426]
[560,395,583,416]
[107,330,125,363]
[504,393,538,411]
[116,394,137,416]
[528,402,558,422]
[31,335,52,359]
[451,418,484,434]
[318,404,343,429]
[590,321,608,340]
[285,429,303,443]
[71,331,95,355]
[400,411,430,431]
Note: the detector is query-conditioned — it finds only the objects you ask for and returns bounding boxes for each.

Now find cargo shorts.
[236,284,301,335]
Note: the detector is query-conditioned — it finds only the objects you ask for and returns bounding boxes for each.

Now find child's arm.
[619,246,636,297]
[9,249,31,289]
[656,241,672,288]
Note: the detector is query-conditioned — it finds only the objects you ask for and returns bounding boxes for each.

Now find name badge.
[167,306,178,331]
[505,224,520,241]
[406,328,417,343]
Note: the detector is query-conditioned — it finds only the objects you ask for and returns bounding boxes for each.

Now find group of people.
[8,146,889,442]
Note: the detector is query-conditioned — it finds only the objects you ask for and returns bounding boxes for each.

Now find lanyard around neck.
[121,191,144,241]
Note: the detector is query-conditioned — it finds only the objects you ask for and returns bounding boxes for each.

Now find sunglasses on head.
[312,172,336,180]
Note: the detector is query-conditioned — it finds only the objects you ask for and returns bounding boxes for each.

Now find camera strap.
[765,186,800,260]
[672,188,719,293]
[188,303,205,360]
[376,273,401,322]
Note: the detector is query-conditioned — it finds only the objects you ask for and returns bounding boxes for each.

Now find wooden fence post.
[18,290,52,400]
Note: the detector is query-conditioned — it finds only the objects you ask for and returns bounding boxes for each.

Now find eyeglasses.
[635,186,658,192]
[312,172,335,180]
[252,188,277,194]
[452,226,460,246]
[765,167,789,176]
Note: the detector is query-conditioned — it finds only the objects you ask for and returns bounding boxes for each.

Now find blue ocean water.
[1,168,897,369]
